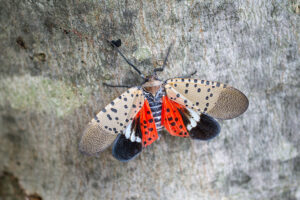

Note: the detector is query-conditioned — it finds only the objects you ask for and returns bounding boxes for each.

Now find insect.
[79,40,249,162]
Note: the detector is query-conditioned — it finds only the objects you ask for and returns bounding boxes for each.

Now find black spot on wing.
[107,114,112,120]
[111,108,117,113]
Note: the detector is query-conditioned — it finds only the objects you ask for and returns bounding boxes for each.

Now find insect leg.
[103,83,134,88]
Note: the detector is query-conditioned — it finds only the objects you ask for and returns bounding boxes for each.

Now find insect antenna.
[153,43,173,76]
[107,40,145,79]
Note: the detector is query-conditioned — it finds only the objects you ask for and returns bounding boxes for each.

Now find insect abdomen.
[143,88,165,132]
[148,101,163,131]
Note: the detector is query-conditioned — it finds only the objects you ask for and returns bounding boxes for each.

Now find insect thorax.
[143,86,165,132]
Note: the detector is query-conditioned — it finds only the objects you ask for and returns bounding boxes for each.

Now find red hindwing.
[161,96,189,137]
[138,99,158,147]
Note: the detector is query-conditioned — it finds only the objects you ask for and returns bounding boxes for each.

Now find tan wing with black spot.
[165,78,248,119]
[79,87,144,155]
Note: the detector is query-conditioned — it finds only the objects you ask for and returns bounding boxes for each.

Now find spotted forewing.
[79,87,144,155]
[165,78,249,119]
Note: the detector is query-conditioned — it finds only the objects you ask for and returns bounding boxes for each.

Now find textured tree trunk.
[0,0,299,199]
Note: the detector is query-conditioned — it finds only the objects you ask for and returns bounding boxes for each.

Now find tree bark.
[0,0,299,199]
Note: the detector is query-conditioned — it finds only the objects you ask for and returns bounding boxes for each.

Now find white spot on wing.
[187,124,192,131]
[136,137,141,143]
[187,107,200,122]
[130,130,136,142]
[190,118,197,127]
[124,122,132,139]
[186,108,198,131]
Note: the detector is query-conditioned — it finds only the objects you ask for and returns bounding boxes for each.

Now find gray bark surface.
[0,0,299,199]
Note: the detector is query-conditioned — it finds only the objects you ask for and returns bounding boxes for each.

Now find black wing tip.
[189,114,221,141]
[112,151,140,162]
[112,134,142,162]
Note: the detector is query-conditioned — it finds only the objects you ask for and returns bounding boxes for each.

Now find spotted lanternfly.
[79,40,249,162]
